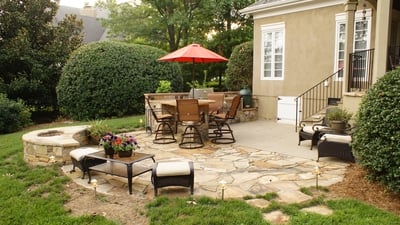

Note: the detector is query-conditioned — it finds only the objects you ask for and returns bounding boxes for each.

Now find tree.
[0,0,83,117]
[96,0,254,90]
[201,0,254,90]
[97,0,202,51]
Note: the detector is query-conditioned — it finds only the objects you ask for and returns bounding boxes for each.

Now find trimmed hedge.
[0,94,31,133]
[57,42,183,120]
[352,68,400,193]
[225,41,253,90]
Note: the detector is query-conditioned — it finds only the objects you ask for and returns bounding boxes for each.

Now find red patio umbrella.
[158,43,228,85]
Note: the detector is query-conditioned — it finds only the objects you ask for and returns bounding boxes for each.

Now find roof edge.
[240,0,344,16]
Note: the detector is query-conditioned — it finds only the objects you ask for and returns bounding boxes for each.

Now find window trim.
[261,22,285,81]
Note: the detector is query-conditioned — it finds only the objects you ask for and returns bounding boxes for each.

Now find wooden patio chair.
[176,99,204,149]
[209,95,241,144]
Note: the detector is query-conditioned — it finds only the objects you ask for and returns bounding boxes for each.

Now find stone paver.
[301,205,334,216]
[246,198,270,208]
[263,211,290,225]
[277,190,313,204]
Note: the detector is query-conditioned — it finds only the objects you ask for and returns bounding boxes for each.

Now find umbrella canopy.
[158,43,228,63]
[158,44,228,88]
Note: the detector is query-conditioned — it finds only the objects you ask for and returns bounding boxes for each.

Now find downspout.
[343,0,358,93]
[372,0,393,82]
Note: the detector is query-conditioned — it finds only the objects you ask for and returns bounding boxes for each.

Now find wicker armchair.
[298,119,329,150]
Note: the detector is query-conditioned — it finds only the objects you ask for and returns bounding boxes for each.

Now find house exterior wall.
[253,5,344,120]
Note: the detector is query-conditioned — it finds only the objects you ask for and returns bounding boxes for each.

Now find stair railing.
[347,49,374,91]
[295,69,343,132]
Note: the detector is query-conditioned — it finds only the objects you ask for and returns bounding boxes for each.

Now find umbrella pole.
[192,59,195,98]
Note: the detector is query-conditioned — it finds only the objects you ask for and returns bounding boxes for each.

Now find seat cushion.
[302,125,328,133]
[70,147,102,161]
[302,126,314,133]
[155,161,192,177]
[320,134,352,143]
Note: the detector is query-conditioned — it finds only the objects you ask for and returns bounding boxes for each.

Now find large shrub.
[57,42,183,120]
[225,41,253,90]
[352,69,400,193]
[0,94,31,133]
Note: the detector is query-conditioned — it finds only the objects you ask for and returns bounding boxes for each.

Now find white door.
[277,96,297,125]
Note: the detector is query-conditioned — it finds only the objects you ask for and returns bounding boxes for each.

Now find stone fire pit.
[22,125,90,165]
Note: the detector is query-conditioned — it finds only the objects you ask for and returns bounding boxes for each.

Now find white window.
[334,9,371,79]
[335,22,346,79]
[261,22,285,80]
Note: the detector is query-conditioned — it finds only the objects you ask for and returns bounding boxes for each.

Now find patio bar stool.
[176,99,204,149]
[207,93,225,138]
[210,95,241,144]
[146,97,177,144]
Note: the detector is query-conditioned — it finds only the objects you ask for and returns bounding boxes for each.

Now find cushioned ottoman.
[151,161,194,196]
[317,134,355,162]
[69,147,105,179]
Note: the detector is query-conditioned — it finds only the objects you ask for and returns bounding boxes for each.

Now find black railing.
[295,69,343,131]
[389,45,400,70]
[347,49,374,91]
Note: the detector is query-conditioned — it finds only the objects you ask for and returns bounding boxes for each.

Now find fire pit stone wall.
[22,125,91,166]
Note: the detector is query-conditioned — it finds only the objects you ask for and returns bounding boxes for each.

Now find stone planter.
[330,120,346,134]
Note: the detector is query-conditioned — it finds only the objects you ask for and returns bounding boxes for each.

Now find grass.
[147,196,270,225]
[0,115,399,224]
[0,116,144,225]
[147,195,400,225]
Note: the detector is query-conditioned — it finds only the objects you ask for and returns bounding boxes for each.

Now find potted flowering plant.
[100,132,117,158]
[112,134,139,157]
[100,132,139,158]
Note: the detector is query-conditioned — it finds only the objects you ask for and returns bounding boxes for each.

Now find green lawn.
[0,116,399,225]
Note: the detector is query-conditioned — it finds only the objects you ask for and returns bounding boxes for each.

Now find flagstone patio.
[63,120,351,205]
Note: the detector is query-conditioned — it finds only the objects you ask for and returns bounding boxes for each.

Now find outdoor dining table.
[158,99,215,141]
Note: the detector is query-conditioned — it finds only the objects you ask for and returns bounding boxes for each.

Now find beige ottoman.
[151,161,194,196]
[69,147,105,179]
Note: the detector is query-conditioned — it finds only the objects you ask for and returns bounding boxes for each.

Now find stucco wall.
[252,5,345,120]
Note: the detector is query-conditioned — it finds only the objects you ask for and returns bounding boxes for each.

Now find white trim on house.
[261,22,286,80]
[240,0,344,19]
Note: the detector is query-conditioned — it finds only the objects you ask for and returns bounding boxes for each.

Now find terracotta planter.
[118,150,133,158]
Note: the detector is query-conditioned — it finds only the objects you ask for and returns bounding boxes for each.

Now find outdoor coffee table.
[85,151,155,194]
